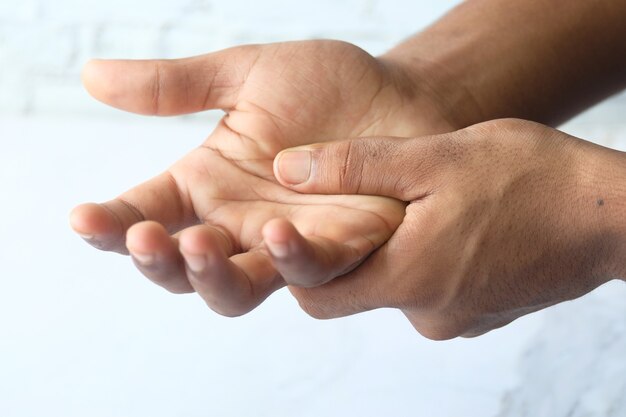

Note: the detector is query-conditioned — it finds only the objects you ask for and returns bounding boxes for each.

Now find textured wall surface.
[2,0,624,118]
[1,1,625,416]
[0,0,464,117]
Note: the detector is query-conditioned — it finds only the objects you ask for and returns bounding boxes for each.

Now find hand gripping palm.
[70,40,450,317]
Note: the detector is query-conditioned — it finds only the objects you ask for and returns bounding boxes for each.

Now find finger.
[70,171,194,254]
[288,221,425,320]
[287,249,390,320]
[179,225,284,317]
[262,218,372,288]
[126,221,194,294]
[273,134,461,200]
[82,45,262,116]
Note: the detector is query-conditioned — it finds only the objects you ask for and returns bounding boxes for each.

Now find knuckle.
[289,287,341,320]
[417,323,463,341]
[462,118,531,139]
[151,60,163,115]
[298,301,338,320]
[113,197,146,227]
[406,314,466,341]
[393,171,423,201]
[323,138,394,194]
[326,139,363,194]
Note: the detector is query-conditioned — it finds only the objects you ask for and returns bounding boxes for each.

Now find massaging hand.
[69,40,456,316]
[272,119,626,339]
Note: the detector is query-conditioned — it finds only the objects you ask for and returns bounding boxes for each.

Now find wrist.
[381,0,626,129]
[377,49,485,133]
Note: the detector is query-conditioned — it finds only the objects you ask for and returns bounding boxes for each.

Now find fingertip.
[264,221,370,288]
[81,59,99,83]
[178,229,215,276]
[81,58,156,115]
[81,59,111,100]
[178,227,261,316]
[272,149,312,187]
[262,218,294,243]
[262,218,303,260]
[69,202,116,238]
[179,225,233,262]
[263,220,327,287]
[69,203,91,237]
[272,151,286,186]
[80,59,94,87]
[179,225,209,255]
[124,221,194,294]
[125,220,168,254]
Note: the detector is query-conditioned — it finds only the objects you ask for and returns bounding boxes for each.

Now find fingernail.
[276,150,311,185]
[132,252,155,266]
[78,233,95,240]
[185,254,207,273]
[266,240,289,258]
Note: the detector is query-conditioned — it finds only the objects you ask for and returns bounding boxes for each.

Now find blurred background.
[1,1,625,416]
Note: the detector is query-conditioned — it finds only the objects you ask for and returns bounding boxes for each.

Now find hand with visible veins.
[69,40,459,316]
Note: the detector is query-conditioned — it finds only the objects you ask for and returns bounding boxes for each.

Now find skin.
[386,0,626,127]
[71,0,626,336]
[272,119,626,339]
[70,40,459,316]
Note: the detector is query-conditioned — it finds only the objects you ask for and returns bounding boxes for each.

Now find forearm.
[383,0,626,128]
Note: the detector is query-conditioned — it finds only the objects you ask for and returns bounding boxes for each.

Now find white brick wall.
[0,0,462,117]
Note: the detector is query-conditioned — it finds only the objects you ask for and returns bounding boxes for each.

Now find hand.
[271,118,626,339]
[70,40,459,316]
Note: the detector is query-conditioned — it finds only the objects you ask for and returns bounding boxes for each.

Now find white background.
[1,1,625,416]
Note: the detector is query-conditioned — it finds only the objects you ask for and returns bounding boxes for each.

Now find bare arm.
[264,0,626,337]
[385,0,626,128]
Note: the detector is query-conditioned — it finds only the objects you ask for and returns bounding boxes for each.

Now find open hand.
[70,40,455,316]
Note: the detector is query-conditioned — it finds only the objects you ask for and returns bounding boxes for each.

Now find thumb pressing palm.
[70,40,453,316]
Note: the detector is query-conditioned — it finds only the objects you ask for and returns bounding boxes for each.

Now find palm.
[72,40,447,315]
[174,145,400,253]
[178,41,408,250]
[214,41,414,150]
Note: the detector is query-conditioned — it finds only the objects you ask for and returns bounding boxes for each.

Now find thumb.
[273,135,453,200]
[81,45,262,116]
